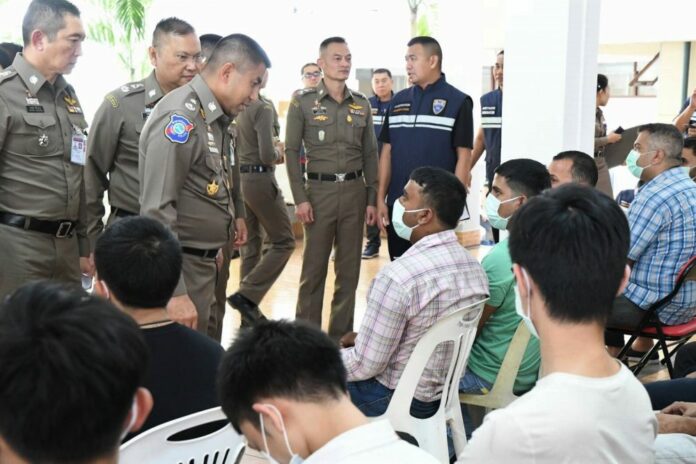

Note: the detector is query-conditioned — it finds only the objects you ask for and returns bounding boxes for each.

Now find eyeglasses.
[303,71,322,79]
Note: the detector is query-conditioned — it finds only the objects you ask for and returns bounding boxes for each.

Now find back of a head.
[218,320,347,433]
[508,185,629,324]
[407,36,443,69]
[22,0,80,46]
[495,158,552,198]
[409,166,466,229]
[199,33,221,61]
[94,216,182,309]
[597,73,608,93]
[152,17,195,48]
[553,150,598,186]
[0,43,22,68]
[205,33,271,73]
[638,123,684,164]
[0,281,148,463]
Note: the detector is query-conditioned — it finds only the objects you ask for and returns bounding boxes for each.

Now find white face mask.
[391,199,428,242]
[259,404,303,464]
[514,267,539,338]
[120,398,138,441]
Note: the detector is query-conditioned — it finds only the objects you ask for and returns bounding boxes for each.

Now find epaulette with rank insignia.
[116,81,146,96]
[295,87,317,97]
[349,89,368,100]
[0,68,17,85]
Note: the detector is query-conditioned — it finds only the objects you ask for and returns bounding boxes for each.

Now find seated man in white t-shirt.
[458,185,657,463]
[217,320,438,464]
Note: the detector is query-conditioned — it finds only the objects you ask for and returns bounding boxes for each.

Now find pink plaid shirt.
[342,230,489,402]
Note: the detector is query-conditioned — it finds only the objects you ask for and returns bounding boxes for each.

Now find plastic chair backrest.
[459,321,531,409]
[119,407,244,464]
[376,299,486,462]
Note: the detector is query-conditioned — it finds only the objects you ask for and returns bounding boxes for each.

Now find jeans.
[458,368,494,439]
[644,378,696,410]
[346,378,440,419]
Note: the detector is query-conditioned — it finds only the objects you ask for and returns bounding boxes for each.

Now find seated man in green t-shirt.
[460,159,551,430]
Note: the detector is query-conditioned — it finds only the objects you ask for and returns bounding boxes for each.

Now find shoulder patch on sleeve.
[105,94,119,108]
[164,114,195,144]
[0,69,16,84]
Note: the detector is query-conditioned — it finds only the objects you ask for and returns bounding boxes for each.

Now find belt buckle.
[56,221,72,238]
[335,172,346,183]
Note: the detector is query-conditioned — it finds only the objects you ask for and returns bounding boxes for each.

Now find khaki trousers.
[182,252,217,336]
[239,173,295,304]
[0,223,80,299]
[595,156,613,198]
[296,178,366,339]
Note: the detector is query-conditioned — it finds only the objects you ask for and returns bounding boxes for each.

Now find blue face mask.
[514,268,539,339]
[485,194,521,231]
[391,199,428,242]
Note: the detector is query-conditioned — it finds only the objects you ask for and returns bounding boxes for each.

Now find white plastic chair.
[374,299,486,463]
[119,407,244,464]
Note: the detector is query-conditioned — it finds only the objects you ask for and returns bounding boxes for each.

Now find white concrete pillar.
[502,0,601,165]
[436,0,485,246]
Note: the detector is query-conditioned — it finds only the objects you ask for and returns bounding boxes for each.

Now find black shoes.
[227,292,267,327]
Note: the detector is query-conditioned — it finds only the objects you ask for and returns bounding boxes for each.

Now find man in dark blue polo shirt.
[376,36,474,260]
[472,50,503,242]
[363,68,393,259]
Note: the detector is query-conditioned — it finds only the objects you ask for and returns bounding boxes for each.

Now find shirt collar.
[190,74,225,124]
[409,229,458,253]
[144,71,165,106]
[316,79,355,103]
[305,420,401,463]
[12,53,67,95]
[414,73,446,94]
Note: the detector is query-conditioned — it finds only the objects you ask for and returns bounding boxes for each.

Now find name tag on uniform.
[71,134,86,165]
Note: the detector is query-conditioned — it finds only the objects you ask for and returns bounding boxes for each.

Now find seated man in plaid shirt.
[340,167,489,418]
[605,123,696,359]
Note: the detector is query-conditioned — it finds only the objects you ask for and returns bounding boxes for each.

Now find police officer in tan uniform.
[228,70,295,325]
[139,34,269,335]
[84,18,200,246]
[0,0,88,299]
[285,37,378,339]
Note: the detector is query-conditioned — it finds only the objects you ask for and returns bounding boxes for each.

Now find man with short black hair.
[458,185,657,463]
[218,319,438,463]
[300,62,322,89]
[285,36,378,339]
[461,159,550,430]
[683,136,696,169]
[0,280,152,463]
[0,0,88,300]
[605,123,696,357]
[362,67,393,260]
[93,216,224,438]
[140,33,270,335]
[341,167,488,418]
[84,18,201,326]
[199,33,221,67]
[548,150,599,187]
[377,36,474,260]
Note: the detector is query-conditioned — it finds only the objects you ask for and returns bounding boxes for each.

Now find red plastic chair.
[608,255,696,377]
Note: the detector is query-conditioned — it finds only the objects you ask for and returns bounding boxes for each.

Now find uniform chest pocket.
[20,114,58,156]
[306,118,335,146]
[349,115,367,144]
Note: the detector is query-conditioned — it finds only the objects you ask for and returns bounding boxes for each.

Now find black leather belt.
[181,246,218,259]
[111,207,138,218]
[240,164,273,173]
[307,170,363,182]
[0,211,75,238]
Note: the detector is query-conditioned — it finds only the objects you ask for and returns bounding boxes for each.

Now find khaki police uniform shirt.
[235,95,280,166]
[84,71,164,249]
[285,80,378,206]
[0,54,89,254]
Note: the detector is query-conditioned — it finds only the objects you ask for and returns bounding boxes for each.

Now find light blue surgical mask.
[485,194,521,231]
[259,404,304,464]
[391,199,428,242]
[514,268,539,338]
[626,149,656,179]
